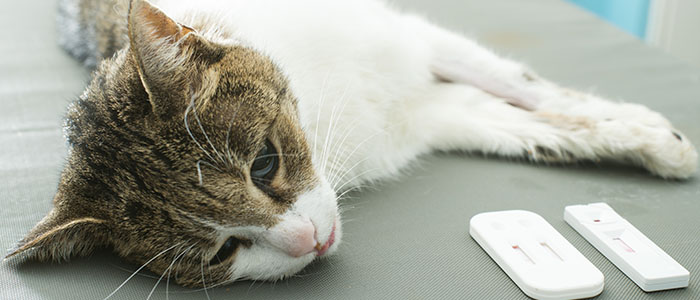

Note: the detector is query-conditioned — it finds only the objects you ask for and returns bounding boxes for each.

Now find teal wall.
[567,0,650,38]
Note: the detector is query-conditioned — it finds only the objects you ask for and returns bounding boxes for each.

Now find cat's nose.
[264,215,317,257]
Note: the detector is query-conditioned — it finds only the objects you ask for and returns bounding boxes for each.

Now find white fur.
[150,0,696,281]
[226,180,340,281]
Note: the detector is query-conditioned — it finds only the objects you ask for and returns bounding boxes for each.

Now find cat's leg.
[394,83,696,179]
[402,17,697,178]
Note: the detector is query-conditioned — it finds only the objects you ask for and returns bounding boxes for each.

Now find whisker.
[196,160,222,186]
[107,264,159,279]
[334,168,379,193]
[312,71,332,163]
[167,244,195,300]
[147,243,194,300]
[328,116,408,190]
[319,80,353,175]
[184,276,235,293]
[319,94,339,175]
[246,278,257,294]
[103,243,182,300]
[336,183,371,200]
[185,98,218,165]
[200,257,212,300]
[322,112,388,188]
[327,128,387,189]
[205,253,215,295]
[325,114,367,184]
[191,98,226,166]
[330,156,371,190]
[324,80,356,161]
[328,111,410,190]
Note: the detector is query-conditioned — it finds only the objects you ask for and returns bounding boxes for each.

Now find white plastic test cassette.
[565,203,689,292]
[470,210,604,300]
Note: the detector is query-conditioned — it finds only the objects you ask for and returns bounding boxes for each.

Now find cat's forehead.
[196,46,294,153]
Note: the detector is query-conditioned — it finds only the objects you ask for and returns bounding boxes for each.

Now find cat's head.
[6,0,340,287]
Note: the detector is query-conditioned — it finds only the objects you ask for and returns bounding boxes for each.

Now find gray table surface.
[2,0,699,299]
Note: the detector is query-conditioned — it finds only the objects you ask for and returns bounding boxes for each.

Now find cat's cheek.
[323,220,342,256]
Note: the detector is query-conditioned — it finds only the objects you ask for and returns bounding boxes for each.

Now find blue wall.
[567,0,650,38]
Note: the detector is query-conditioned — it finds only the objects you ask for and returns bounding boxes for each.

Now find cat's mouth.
[315,221,336,256]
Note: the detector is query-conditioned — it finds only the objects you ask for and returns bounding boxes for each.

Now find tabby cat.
[6,0,696,288]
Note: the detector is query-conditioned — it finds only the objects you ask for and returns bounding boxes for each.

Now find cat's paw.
[600,120,697,179]
[604,104,696,178]
[636,127,697,179]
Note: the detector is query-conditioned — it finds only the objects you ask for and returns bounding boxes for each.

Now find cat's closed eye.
[210,236,250,265]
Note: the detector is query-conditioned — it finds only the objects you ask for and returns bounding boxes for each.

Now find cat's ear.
[5,209,109,261]
[127,0,223,120]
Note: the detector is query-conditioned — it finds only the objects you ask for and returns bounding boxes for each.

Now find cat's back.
[59,0,428,77]
[59,0,434,120]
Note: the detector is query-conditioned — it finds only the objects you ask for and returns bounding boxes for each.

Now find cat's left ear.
[127,0,224,120]
[5,208,110,261]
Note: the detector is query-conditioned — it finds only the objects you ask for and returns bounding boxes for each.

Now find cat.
[6,0,697,289]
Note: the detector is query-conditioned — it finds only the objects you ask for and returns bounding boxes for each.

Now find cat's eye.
[250,140,279,183]
[209,236,245,265]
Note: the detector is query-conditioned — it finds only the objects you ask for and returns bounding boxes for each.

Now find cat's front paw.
[564,100,697,179]
[636,127,697,179]
[599,119,698,179]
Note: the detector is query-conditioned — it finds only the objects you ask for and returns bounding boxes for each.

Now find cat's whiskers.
[200,256,212,300]
[326,143,370,190]
[185,96,220,167]
[324,110,369,185]
[147,242,195,300]
[196,160,222,186]
[103,242,182,300]
[325,157,357,193]
[246,278,259,294]
[186,274,236,293]
[190,95,227,166]
[335,181,366,199]
[247,275,269,294]
[166,244,196,300]
[318,91,341,178]
[324,80,357,176]
[327,118,407,191]
[334,168,379,194]
[312,71,333,164]
[322,110,388,189]
[108,264,159,279]
[316,79,354,185]
[329,156,372,190]
[326,127,388,190]
[325,78,357,148]
[319,80,353,176]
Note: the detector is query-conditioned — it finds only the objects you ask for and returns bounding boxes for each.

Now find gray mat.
[2,0,699,299]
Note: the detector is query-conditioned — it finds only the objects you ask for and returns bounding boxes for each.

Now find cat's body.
[7,0,697,289]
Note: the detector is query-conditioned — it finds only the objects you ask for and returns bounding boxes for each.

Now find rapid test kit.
[469,202,689,300]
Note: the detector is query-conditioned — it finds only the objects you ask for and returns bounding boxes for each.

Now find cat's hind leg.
[404,17,697,178]
[396,83,696,179]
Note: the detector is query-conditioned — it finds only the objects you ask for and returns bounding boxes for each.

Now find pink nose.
[265,216,317,257]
